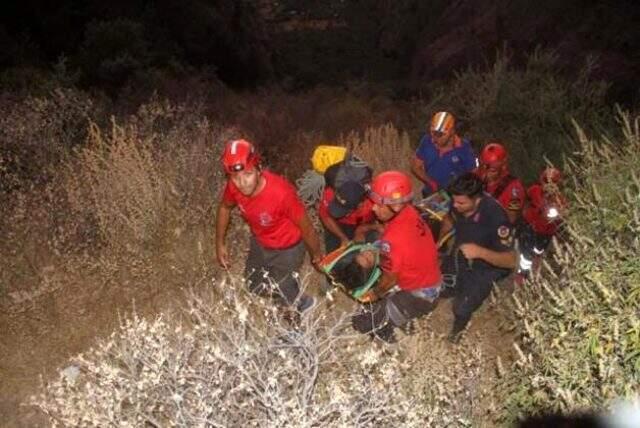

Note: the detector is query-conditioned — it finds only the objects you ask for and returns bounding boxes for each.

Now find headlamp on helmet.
[221,139,260,174]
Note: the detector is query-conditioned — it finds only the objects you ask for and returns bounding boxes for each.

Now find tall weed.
[499,111,640,422]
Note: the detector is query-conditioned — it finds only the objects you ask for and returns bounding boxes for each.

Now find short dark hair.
[331,256,373,291]
[448,172,484,198]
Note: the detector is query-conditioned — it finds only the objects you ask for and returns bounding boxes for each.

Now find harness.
[319,243,382,300]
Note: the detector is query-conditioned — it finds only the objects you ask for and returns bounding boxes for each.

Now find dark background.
[2,0,639,104]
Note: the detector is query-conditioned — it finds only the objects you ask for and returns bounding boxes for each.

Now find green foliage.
[424,48,611,182]
[499,111,640,422]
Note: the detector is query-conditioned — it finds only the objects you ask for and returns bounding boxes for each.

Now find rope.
[296,170,325,206]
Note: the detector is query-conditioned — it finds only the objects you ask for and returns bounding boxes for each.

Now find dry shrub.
[341,123,413,175]
[67,120,172,245]
[499,111,640,421]
[205,86,416,178]
[0,87,98,185]
[0,94,233,312]
[64,98,230,253]
[32,274,486,427]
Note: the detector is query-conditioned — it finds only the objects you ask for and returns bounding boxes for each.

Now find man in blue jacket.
[411,111,477,197]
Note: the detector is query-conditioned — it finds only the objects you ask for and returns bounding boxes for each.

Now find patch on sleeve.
[378,240,391,254]
[497,225,511,239]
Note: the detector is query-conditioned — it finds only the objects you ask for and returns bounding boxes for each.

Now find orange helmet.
[539,167,562,185]
[368,171,413,205]
[479,142,508,167]
[221,139,260,173]
[430,111,455,137]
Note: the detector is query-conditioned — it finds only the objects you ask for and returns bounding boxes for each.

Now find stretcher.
[318,242,381,301]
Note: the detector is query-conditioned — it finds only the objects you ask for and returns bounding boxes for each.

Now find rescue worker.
[476,141,526,224]
[351,171,442,343]
[411,111,477,197]
[318,177,376,253]
[439,172,517,343]
[517,167,567,278]
[215,139,323,312]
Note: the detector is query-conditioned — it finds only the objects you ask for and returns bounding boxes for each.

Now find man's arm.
[438,213,454,243]
[296,212,324,266]
[353,222,384,242]
[215,201,235,268]
[360,270,398,302]
[373,270,398,297]
[319,214,350,246]
[411,157,439,193]
[459,244,517,270]
[411,157,429,184]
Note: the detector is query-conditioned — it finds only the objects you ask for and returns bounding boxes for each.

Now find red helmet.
[221,139,260,173]
[539,167,562,185]
[479,142,508,167]
[368,171,413,205]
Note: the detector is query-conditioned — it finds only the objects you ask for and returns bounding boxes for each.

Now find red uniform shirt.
[318,187,375,226]
[222,170,305,249]
[523,184,566,235]
[378,205,441,291]
[484,173,526,213]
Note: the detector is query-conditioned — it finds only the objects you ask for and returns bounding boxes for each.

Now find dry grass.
[341,122,413,176]
[3,72,626,426]
[0,90,498,427]
[499,111,640,422]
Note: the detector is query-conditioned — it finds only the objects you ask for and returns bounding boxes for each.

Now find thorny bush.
[33,275,488,427]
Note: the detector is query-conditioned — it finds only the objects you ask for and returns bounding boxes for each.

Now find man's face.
[229,167,260,196]
[371,202,402,222]
[482,164,502,182]
[452,194,478,217]
[355,250,376,269]
[430,128,453,148]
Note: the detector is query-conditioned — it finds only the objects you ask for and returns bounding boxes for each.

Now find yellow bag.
[311,145,347,173]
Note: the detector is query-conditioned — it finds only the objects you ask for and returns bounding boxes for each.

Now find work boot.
[447,317,467,344]
[373,323,397,344]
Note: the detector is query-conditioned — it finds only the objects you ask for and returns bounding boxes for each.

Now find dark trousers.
[352,289,439,342]
[244,237,305,306]
[518,223,553,257]
[441,253,506,333]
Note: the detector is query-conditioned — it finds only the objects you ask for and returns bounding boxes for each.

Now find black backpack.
[324,152,372,189]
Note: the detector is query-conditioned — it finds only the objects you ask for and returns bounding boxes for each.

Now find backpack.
[311,145,347,173]
[297,148,372,206]
[324,152,372,189]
